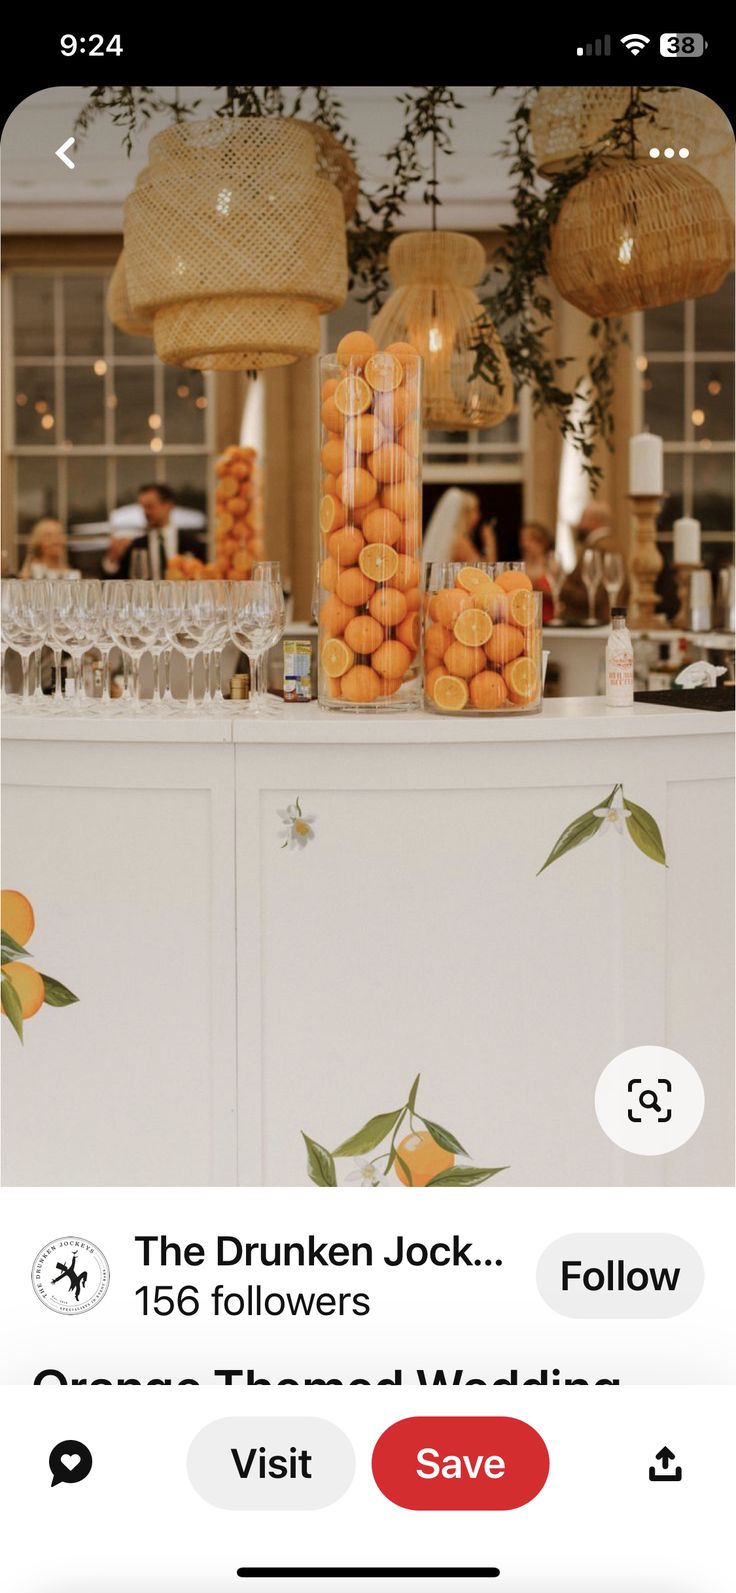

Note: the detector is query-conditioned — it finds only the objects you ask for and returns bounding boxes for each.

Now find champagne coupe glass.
[108,580,160,708]
[581,548,603,626]
[5,581,52,706]
[229,580,284,714]
[49,580,101,703]
[252,562,284,708]
[545,552,566,625]
[159,580,216,712]
[603,551,625,618]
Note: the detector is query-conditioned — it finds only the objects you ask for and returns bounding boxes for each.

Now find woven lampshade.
[106,252,154,338]
[300,122,359,221]
[371,232,513,431]
[531,86,732,176]
[124,117,348,370]
[549,160,733,317]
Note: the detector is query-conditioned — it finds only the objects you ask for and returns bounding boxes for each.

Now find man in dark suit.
[102,484,206,579]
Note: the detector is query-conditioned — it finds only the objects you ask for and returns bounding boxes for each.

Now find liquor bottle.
[605,608,634,707]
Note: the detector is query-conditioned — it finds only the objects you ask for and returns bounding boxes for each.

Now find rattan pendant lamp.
[106,252,154,339]
[122,116,349,370]
[370,131,513,430]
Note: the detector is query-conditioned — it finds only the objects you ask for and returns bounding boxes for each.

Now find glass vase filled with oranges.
[423,562,543,714]
[317,332,422,710]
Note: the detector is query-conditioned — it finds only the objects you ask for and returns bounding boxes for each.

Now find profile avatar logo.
[32,1237,109,1315]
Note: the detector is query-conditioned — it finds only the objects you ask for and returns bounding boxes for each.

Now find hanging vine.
[73,82,673,479]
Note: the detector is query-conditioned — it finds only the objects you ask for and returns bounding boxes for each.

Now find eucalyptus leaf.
[41,974,79,1008]
[301,1133,337,1188]
[425,1165,509,1187]
[1,930,32,961]
[333,1110,402,1158]
[1,976,24,1042]
[396,1153,413,1187]
[537,786,617,875]
[407,1074,421,1114]
[421,1118,469,1157]
[625,798,667,867]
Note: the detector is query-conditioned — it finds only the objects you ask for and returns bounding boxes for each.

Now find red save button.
[372,1417,549,1511]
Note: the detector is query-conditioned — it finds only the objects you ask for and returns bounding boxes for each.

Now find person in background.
[519,520,555,623]
[559,501,628,624]
[20,518,79,580]
[102,484,205,579]
[423,488,496,565]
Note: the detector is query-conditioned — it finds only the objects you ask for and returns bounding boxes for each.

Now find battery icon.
[660,33,708,57]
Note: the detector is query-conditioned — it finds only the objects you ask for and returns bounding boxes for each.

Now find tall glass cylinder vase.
[423,562,543,714]
[317,338,422,710]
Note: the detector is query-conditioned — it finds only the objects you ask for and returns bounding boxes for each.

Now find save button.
[372,1417,549,1511]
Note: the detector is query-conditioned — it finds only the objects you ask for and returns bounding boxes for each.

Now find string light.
[691,408,705,426]
[148,413,162,430]
[195,396,208,409]
[16,392,28,407]
[150,436,163,453]
[635,355,648,372]
[93,359,108,376]
[707,376,722,396]
[40,414,55,430]
[176,384,189,398]
[34,400,48,414]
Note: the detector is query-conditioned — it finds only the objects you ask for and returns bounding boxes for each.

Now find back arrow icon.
[55,138,76,170]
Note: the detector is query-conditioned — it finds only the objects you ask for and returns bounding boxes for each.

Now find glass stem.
[53,650,63,701]
[131,655,141,706]
[163,650,173,703]
[21,652,31,700]
[213,652,223,703]
[186,654,196,709]
[101,650,111,706]
[202,650,212,703]
[72,651,83,698]
[122,653,131,701]
[248,652,265,711]
[33,648,45,699]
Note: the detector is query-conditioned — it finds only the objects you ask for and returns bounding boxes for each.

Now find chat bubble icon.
[188,1418,354,1511]
[49,1439,93,1487]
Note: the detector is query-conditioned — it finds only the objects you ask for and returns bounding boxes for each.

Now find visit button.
[372,1417,549,1510]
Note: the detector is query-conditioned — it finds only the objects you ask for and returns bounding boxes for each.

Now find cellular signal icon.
[621,33,651,55]
[576,35,611,56]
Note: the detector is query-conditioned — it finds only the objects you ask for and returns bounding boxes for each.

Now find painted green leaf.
[1,976,24,1042]
[625,798,667,867]
[421,1118,469,1157]
[425,1165,509,1187]
[407,1073,421,1114]
[396,1153,413,1186]
[333,1110,403,1158]
[537,785,617,875]
[1,930,32,963]
[42,974,79,1008]
[301,1133,337,1187]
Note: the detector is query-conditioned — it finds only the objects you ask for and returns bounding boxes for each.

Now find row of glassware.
[1,568,284,713]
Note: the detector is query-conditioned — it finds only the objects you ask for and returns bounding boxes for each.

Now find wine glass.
[581,548,603,626]
[545,552,566,625]
[4,580,52,706]
[147,581,176,713]
[49,581,101,704]
[108,581,161,707]
[159,581,216,711]
[200,580,231,709]
[94,581,121,711]
[602,551,625,618]
[252,562,284,709]
[229,581,284,714]
[129,548,150,581]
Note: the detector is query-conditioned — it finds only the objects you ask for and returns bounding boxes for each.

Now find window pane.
[693,364,734,442]
[15,457,59,539]
[114,456,154,513]
[643,301,685,353]
[642,361,685,440]
[14,366,57,443]
[112,322,153,357]
[164,367,207,444]
[112,366,155,445]
[65,368,104,444]
[12,276,55,355]
[67,457,108,528]
[659,454,684,529]
[63,276,105,356]
[694,273,734,349]
[693,452,735,531]
[164,456,209,515]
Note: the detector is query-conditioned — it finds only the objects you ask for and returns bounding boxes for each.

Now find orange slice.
[453,608,493,647]
[496,569,533,594]
[456,566,494,599]
[432,674,469,712]
[504,655,540,704]
[364,351,404,393]
[319,494,346,535]
[334,375,372,418]
[358,543,400,583]
[509,588,538,628]
[321,638,354,679]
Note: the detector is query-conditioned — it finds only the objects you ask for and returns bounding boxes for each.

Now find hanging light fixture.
[530,86,733,177]
[123,116,348,370]
[106,252,154,339]
[370,127,513,430]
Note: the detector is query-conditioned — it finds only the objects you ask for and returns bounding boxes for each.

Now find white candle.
[629,432,664,495]
[673,517,701,565]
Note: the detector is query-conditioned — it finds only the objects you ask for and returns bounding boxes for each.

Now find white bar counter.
[2,699,733,1188]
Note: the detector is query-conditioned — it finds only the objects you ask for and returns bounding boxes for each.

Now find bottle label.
[606,647,634,705]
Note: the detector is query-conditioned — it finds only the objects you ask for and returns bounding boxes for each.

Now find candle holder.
[673,562,702,630]
[628,494,666,629]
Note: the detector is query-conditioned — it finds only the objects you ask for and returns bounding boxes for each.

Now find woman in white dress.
[422,488,496,565]
[20,518,79,580]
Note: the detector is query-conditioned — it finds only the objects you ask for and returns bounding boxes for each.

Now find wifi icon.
[621,32,650,55]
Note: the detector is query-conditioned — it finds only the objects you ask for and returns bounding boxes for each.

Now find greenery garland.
[74,83,672,481]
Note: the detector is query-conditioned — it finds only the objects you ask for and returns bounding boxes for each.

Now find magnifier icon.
[627,1078,672,1123]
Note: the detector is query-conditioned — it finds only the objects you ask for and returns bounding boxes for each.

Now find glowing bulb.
[93,359,107,376]
[148,413,162,430]
[636,355,648,372]
[177,384,189,398]
[150,436,163,453]
[618,236,634,265]
[679,147,689,159]
[15,392,28,406]
[34,399,48,414]
[691,408,705,426]
[707,378,722,396]
[41,413,55,430]
[428,326,443,353]
[195,396,208,409]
